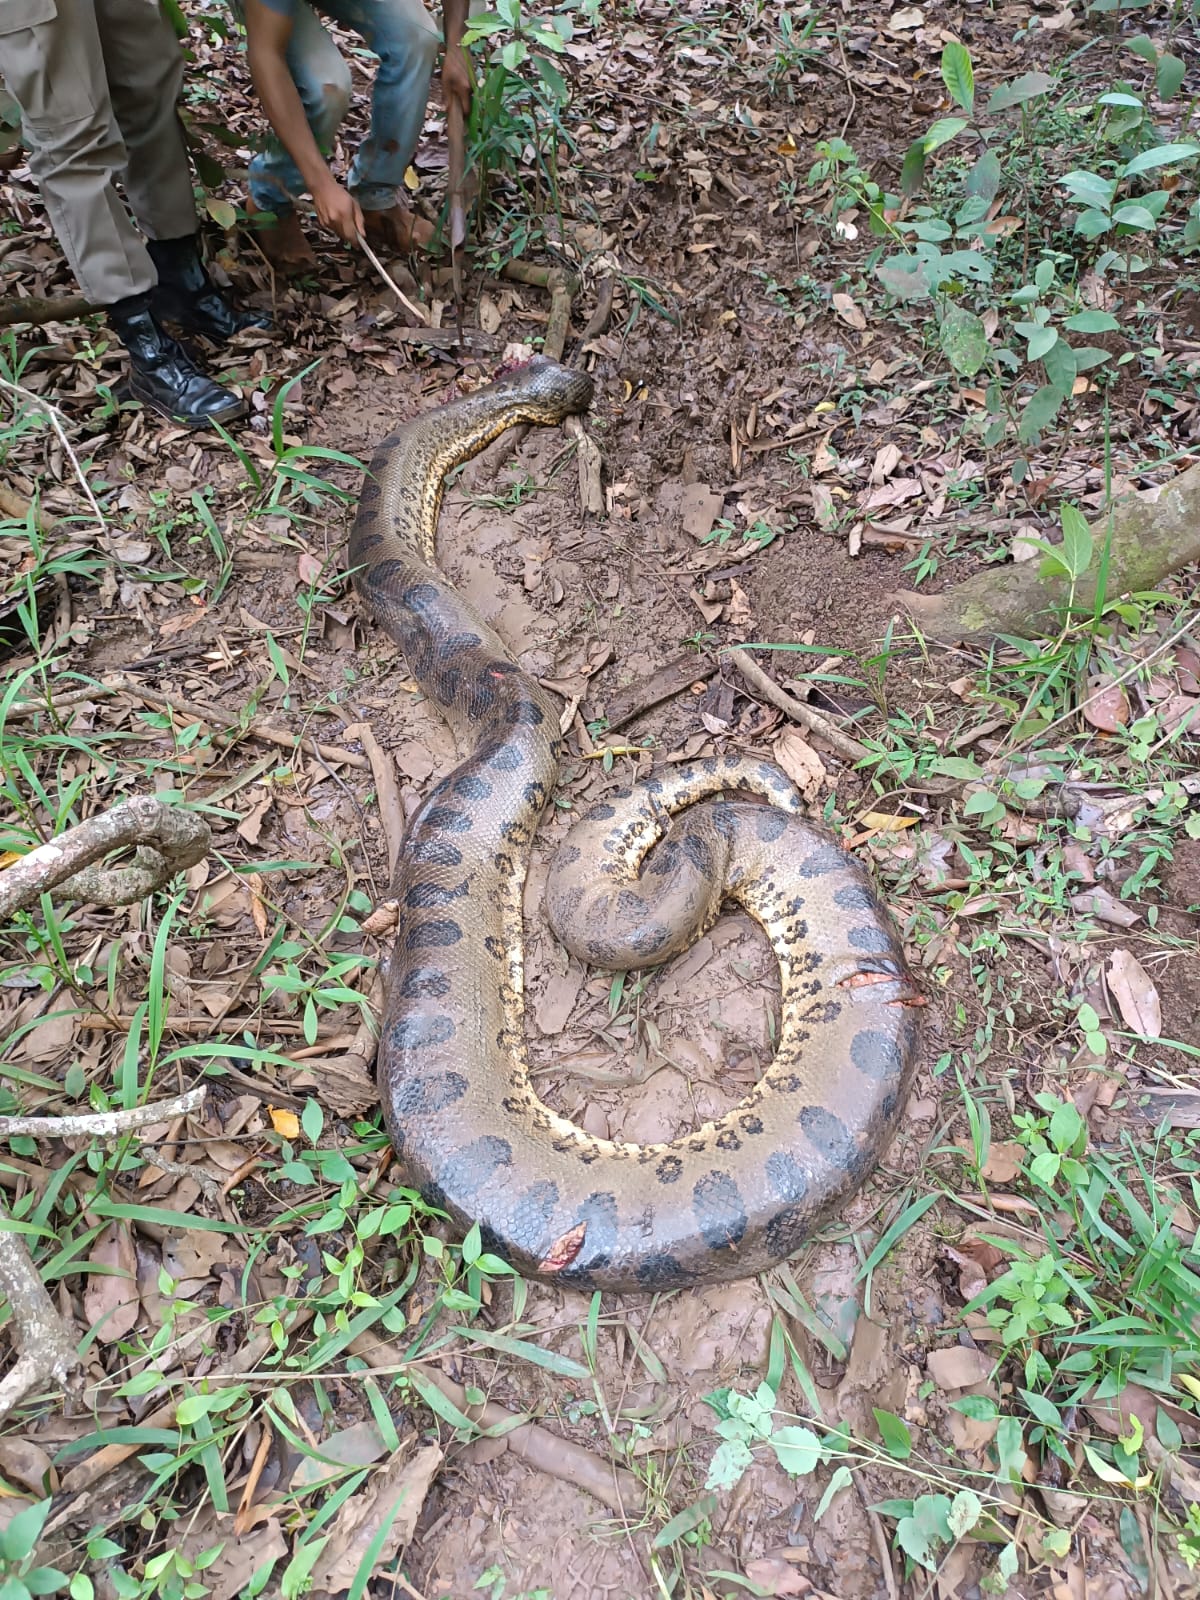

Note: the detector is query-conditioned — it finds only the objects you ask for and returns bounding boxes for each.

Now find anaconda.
[349,357,922,1293]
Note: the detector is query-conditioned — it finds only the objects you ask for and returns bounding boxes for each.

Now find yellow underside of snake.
[350,357,922,1293]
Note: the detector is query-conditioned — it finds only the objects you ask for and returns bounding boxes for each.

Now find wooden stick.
[0,293,94,327]
[356,232,429,326]
[0,1086,206,1138]
[725,648,870,763]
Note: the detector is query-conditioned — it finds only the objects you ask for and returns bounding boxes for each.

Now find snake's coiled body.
[351,359,921,1292]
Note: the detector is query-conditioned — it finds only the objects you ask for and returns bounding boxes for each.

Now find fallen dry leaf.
[1082,676,1130,733]
[1106,947,1161,1039]
[927,1345,994,1391]
[831,291,866,330]
[773,728,825,801]
[742,1556,812,1596]
[680,483,724,541]
[1069,886,1141,928]
[269,1106,301,1140]
[308,1444,442,1591]
[83,1222,141,1344]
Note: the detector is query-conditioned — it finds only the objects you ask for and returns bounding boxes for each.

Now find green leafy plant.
[0,1500,68,1599]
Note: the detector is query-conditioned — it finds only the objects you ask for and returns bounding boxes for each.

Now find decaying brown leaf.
[308,1443,443,1591]
[1105,947,1161,1039]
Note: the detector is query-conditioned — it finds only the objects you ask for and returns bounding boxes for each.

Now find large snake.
[350,358,921,1293]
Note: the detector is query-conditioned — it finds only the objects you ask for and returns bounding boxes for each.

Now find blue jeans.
[248,0,439,215]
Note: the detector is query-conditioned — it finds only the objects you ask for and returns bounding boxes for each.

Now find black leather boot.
[147,233,272,341]
[107,293,248,429]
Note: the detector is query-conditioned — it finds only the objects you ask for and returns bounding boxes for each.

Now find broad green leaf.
[1061,169,1116,209]
[940,307,988,376]
[771,1425,826,1477]
[1059,503,1093,580]
[204,196,237,230]
[965,148,1002,202]
[1111,203,1157,230]
[895,1495,952,1571]
[1122,142,1200,177]
[1026,326,1058,361]
[706,1438,753,1490]
[1042,340,1077,397]
[0,1500,52,1564]
[948,1488,983,1537]
[1075,209,1113,239]
[941,41,974,114]
[988,71,1054,111]
[900,139,927,197]
[1018,384,1063,444]
[923,116,969,153]
[1123,33,1157,63]
[651,1495,718,1551]
[950,1395,999,1420]
[1019,1388,1063,1427]
[815,1465,853,1519]
[873,1409,913,1460]
[1063,309,1120,332]
[1156,54,1185,100]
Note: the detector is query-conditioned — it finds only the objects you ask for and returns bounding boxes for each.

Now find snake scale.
[350,358,922,1293]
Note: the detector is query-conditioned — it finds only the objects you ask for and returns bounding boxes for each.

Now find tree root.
[725,648,870,763]
[892,458,1200,642]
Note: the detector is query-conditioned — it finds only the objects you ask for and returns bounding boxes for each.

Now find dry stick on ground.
[347,1332,642,1517]
[0,798,212,1422]
[0,1086,205,1139]
[0,376,107,532]
[357,232,430,327]
[599,653,717,736]
[0,293,94,327]
[0,795,210,917]
[893,456,1200,642]
[110,678,369,771]
[725,648,870,764]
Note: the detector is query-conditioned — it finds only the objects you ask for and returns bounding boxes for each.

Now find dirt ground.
[2,0,1199,1596]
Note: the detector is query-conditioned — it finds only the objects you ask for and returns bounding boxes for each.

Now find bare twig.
[0,1225,80,1423]
[0,293,94,328]
[0,375,107,532]
[0,795,210,917]
[110,677,370,770]
[0,1086,205,1139]
[725,648,870,763]
[357,232,429,326]
[344,720,407,876]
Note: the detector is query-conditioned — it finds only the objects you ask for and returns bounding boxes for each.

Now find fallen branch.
[0,795,210,917]
[347,1332,641,1517]
[0,376,107,534]
[357,231,429,326]
[0,293,94,327]
[725,648,870,763]
[597,653,715,736]
[893,457,1200,642]
[344,721,407,876]
[0,1086,205,1139]
[0,1227,80,1423]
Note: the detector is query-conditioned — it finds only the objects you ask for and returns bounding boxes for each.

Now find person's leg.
[96,0,270,339]
[324,0,438,247]
[0,0,245,426]
[0,0,153,304]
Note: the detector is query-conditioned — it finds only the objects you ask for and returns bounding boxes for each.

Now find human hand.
[313,180,364,244]
[441,44,473,118]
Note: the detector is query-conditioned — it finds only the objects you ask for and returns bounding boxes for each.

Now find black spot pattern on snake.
[851,1028,905,1082]
[354,529,384,551]
[656,1154,683,1185]
[405,880,469,908]
[453,772,492,800]
[647,840,682,876]
[401,581,443,614]
[630,921,671,957]
[387,1013,456,1050]
[612,786,632,800]
[367,557,410,590]
[483,935,504,959]
[637,1252,691,1287]
[681,833,713,873]
[739,1113,765,1136]
[716,1128,742,1153]
[588,802,616,821]
[391,1069,467,1115]
[798,843,848,877]
[765,1205,811,1259]
[438,630,484,658]
[693,1170,748,1251]
[397,966,451,999]
[556,844,581,866]
[701,757,718,775]
[437,1134,512,1199]
[408,837,463,867]
[513,697,545,728]
[407,919,463,949]
[512,1179,559,1254]
[488,743,523,772]
[616,888,647,919]
[848,924,894,953]
[523,781,546,808]
[773,1073,804,1094]
[766,1150,809,1204]
[755,809,791,843]
[799,1105,855,1166]
[835,883,876,911]
[724,753,740,770]
[426,806,472,833]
